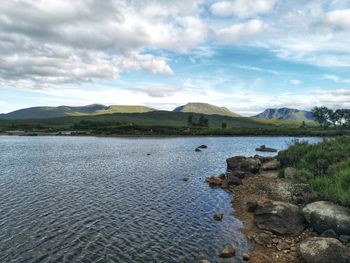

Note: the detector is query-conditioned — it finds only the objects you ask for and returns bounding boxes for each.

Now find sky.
[1,0,350,116]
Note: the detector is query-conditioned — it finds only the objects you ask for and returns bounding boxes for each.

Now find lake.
[0,136,321,262]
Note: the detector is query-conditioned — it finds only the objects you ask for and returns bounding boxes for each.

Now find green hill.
[255,108,314,121]
[173,103,239,117]
[0,104,155,119]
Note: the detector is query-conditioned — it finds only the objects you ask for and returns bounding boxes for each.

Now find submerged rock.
[218,245,236,258]
[182,177,189,182]
[303,201,350,236]
[254,201,305,235]
[213,213,223,221]
[299,237,350,263]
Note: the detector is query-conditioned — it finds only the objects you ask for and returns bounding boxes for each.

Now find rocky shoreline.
[205,152,350,263]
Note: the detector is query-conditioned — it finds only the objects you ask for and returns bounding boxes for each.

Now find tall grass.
[278,136,350,206]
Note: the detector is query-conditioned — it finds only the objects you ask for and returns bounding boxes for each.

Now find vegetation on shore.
[0,110,348,136]
[278,136,350,206]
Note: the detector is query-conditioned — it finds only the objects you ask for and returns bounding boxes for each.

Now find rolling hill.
[173,103,239,117]
[0,104,155,119]
[254,108,314,121]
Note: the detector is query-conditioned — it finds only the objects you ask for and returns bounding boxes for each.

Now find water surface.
[0,136,321,262]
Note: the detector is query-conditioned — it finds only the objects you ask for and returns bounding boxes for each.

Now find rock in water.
[195,148,201,152]
[197,145,207,149]
[254,201,305,235]
[218,245,236,258]
[255,145,277,152]
[299,237,350,263]
[182,177,189,182]
[213,213,223,221]
[303,201,350,236]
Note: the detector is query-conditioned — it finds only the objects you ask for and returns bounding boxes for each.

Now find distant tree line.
[312,106,350,128]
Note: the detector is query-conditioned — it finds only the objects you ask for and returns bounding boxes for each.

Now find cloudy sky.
[1,0,350,115]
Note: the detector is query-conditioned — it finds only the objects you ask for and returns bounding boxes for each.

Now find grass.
[278,136,350,206]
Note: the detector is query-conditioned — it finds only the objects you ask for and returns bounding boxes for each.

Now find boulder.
[339,235,350,244]
[213,213,224,221]
[226,156,261,174]
[321,229,338,238]
[299,237,350,263]
[255,145,277,152]
[303,201,350,236]
[262,159,280,170]
[254,201,305,235]
[218,245,236,258]
[254,155,275,163]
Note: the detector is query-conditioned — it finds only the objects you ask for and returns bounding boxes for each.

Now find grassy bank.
[278,136,350,206]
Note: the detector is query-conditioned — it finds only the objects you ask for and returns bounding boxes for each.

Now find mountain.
[254,108,314,121]
[173,103,239,117]
[0,104,155,119]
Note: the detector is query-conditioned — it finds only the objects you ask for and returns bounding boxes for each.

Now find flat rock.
[205,176,222,187]
[254,201,305,235]
[303,201,350,236]
[197,144,207,149]
[255,145,277,152]
[262,159,280,170]
[299,237,350,263]
[226,156,261,174]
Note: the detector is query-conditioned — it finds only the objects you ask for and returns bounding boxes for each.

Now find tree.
[312,106,333,128]
[300,121,306,129]
[222,122,227,129]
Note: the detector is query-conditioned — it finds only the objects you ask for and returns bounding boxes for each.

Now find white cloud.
[290,79,302,85]
[323,74,350,84]
[217,19,265,43]
[235,64,280,75]
[326,9,350,29]
[210,0,276,18]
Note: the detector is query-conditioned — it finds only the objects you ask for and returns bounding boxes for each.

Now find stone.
[254,155,275,163]
[226,156,261,174]
[195,148,201,152]
[213,213,223,221]
[254,201,305,235]
[262,159,280,170]
[303,201,350,236]
[242,253,250,261]
[182,177,189,182]
[221,176,242,188]
[276,240,289,251]
[197,145,207,149]
[205,176,222,187]
[255,145,277,152]
[299,237,350,263]
[219,245,236,258]
[199,260,211,263]
[321,229,338,238]
[252,232,272,245]
[339,235,350,244]
[249,252,272,263]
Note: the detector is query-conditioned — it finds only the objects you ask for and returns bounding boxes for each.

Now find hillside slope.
[0,104,155,119]
[173,103,239,117]
[255,108,314,121]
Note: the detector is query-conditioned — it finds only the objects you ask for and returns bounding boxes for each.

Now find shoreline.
[205,154,350,263]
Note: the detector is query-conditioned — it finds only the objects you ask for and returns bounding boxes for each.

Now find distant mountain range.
[254,108,314,121]
[0,103,313,121]
[173,103,240,117]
